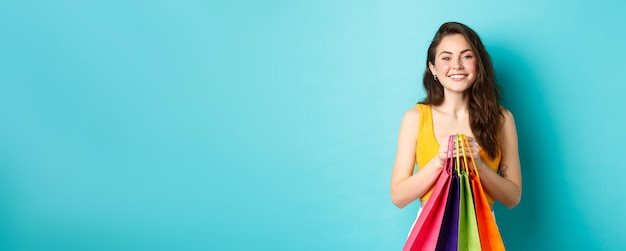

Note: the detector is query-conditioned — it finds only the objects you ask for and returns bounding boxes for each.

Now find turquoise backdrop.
[1,1,625,250]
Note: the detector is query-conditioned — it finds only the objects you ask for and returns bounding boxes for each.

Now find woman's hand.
[435,141,451,168]
[429,135,456,171]
[463,136,487,172]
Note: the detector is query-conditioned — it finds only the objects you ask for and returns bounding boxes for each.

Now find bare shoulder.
[500,108,516,127]
[396,106,421,140]
[499,108,518,140]
[402,106,421,125]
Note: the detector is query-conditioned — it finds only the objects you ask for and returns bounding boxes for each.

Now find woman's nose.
[452,58,464,70]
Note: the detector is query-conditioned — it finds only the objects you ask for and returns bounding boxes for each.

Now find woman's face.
[429,34,477,94]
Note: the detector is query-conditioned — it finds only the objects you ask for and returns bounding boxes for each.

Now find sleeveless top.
[415,104,501,205]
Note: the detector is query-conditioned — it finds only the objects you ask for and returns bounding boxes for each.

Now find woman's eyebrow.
[438,49,473,56]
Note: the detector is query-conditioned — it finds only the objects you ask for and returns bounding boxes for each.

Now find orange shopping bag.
[462,136,506,251]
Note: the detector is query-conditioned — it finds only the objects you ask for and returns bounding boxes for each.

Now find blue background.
[1,1,625,250]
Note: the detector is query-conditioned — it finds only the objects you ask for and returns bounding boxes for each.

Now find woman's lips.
[449,74,467,81]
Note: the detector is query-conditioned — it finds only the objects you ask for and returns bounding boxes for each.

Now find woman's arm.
[472,110,522,208]
[390,108,448,208]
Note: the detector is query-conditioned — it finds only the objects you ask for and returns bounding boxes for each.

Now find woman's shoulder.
[499,107,516,128]
[404,104,424,119]
[499,107,515,120]
[401,105,422,126]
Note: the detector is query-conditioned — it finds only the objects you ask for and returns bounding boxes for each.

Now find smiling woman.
[390,22,522,248]
[429,34,477,93]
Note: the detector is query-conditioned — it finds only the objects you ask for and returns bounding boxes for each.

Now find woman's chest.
[431,115,475,142]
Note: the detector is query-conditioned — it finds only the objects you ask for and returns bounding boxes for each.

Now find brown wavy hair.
[420,22,503,158]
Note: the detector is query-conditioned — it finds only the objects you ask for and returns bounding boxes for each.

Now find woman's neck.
[437,94,469,118]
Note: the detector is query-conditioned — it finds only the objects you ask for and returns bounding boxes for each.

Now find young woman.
[390,22,522,219]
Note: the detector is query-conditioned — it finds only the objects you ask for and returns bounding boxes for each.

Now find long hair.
[420,22,503,159]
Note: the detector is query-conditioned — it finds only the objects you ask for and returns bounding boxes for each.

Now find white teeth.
[450,75,465,79]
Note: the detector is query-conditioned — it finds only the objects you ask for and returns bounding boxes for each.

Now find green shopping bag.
[458,135,481,251]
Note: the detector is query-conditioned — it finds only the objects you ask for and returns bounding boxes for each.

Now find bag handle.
[453,134,461,174]
[445,134,456,174]
[459,135,480,179]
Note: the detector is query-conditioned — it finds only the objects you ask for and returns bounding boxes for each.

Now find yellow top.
[415,104,501,205]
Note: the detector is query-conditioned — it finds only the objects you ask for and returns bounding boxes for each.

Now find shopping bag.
[461,137,506,251]
[403,136,456,251]
[458,136,481,250]
[404,134,506,251]
[434,163,459,251]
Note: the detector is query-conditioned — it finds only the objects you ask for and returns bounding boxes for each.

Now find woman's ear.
[428,62,437,77]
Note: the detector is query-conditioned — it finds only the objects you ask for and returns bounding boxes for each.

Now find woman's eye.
[463,55,473,59]
[441,57,450,61]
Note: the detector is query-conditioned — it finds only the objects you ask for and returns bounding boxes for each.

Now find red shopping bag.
[403,136,456,251]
